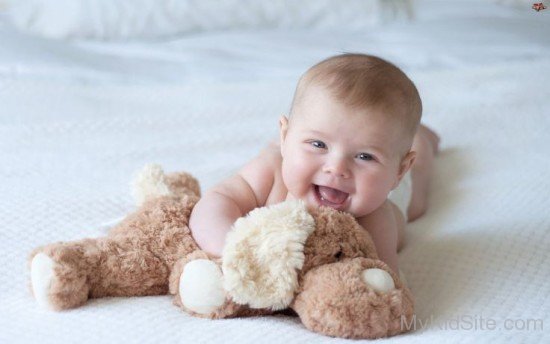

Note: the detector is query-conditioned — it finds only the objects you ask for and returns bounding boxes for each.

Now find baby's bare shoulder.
[357,201,399,243]
[357,201,402,272]
[237,141,281,206]
[261,140,282,165]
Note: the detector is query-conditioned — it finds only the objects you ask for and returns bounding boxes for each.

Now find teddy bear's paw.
[361,268,395,293]
[179,259,226,315]
[31,253,56,309]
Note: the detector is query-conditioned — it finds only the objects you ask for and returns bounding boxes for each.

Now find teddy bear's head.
[299,206,378,278]
[221,200,379,311]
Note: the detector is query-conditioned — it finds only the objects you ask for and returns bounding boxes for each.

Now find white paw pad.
[179,259,226,315]
[31,253,56,309]
[361,268,395,293]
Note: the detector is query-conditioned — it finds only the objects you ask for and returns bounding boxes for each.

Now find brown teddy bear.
[29,165,414,339]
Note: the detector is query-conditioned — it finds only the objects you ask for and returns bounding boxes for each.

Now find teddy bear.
[29,165,414,339]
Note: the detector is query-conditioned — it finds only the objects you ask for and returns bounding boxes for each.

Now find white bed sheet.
[1,1,549,343]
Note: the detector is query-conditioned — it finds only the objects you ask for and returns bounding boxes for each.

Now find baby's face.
[280,86,411,218]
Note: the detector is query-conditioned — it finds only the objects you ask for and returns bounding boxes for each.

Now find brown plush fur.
[29,169,414,339]
[292,258,413,339]
[29,171,200,310]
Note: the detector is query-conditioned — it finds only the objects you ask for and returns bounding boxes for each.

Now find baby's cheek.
[358,196,385,216]
[282,162,310,196]
[355,180,392,214]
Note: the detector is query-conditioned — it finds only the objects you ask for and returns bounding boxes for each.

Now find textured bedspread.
[1,1,549,343]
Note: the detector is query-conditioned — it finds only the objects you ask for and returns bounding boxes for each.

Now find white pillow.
[494,0,542,4]
[458,0,547,9]
[6,0,413,40]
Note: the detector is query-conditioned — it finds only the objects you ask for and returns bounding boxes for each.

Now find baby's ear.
[395,151,416,186]
[401,151,416,175]
[279,116,289,139]
[279,115,289,156]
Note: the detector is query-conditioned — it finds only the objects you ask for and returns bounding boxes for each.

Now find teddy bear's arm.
[170,251,274,319]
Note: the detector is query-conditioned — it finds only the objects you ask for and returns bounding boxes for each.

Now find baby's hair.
[289,53,422,153]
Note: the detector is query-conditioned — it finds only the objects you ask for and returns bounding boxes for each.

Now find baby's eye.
[356,153,375,161]
[310,140,327,149]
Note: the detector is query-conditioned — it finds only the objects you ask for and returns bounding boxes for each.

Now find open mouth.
[313,184,349,210]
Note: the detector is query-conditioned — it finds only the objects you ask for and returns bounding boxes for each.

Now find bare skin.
[189,124,439,275]
[362,125,439,274]
[408,125,440,222]
[396,125,440,250]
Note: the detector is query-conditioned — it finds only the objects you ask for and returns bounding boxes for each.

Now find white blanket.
[1,1,549,343]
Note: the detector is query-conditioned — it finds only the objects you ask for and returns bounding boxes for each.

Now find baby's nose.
[323,158,351,179]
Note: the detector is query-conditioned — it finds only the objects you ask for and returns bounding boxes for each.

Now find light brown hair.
[290,53,422,151]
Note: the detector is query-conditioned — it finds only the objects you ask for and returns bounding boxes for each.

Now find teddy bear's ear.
[222,200,315,310]
[132,164,172,206]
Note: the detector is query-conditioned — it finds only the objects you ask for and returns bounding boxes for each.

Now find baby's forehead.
[292,98,410,149]
[294,105,406,140]
[295,85,408,122]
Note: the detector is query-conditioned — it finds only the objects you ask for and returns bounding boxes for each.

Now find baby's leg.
[407,124,440,222]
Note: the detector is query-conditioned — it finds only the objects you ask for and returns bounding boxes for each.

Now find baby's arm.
[189,151,275,257]
[358,200,401,274]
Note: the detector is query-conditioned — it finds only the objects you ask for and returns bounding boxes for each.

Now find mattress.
[1,1,549,343]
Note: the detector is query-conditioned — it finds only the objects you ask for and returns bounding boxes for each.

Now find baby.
[189,53,439,274]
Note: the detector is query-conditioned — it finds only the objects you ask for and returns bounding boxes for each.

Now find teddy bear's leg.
[291,258,414,339]
[168,251,272,319]
[29,234,174,311]
[29,166,202,311]
[30,240,98,310]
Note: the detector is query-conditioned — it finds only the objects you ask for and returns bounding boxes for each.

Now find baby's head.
[280,53,422,217]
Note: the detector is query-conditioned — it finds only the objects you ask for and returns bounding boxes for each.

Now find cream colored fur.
[30,253,55,309]
[361,268,395,293]
[222,200,315,310]
[132,163,172,206]
[179,259,226,314]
